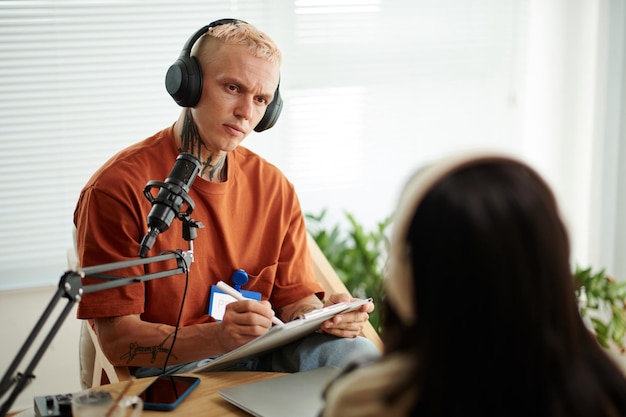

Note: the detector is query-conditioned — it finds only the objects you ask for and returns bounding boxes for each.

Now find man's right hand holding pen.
[215,281,284,352]
[216,281,284,326]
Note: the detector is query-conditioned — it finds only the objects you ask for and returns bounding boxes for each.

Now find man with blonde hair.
[74,18,378,377]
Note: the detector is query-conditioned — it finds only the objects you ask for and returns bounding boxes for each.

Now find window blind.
[0,1,277,289]
[0,0,526,290]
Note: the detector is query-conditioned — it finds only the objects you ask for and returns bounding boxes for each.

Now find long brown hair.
[383,159,626,416]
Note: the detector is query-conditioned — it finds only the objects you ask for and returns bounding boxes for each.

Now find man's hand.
[93,302,279,368]
[217,299,276,351]
[320,293,375,338]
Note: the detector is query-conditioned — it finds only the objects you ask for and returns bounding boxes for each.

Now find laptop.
[218,366,341,417]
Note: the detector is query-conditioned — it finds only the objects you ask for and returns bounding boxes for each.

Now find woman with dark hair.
[321,152,626,417]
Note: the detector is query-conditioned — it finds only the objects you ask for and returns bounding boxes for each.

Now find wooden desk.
[11,371,285,417]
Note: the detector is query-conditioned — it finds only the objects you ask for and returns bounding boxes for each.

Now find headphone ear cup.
[167,20,282,126]
[386,245,416,325]
[165,55,203,107]
[254,85,283,132]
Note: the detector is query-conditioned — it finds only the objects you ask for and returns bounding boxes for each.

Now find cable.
[159,250,190,375]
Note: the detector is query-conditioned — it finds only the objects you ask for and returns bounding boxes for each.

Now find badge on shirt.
[208,269,261,321]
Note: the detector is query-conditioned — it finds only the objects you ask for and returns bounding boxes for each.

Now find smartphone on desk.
[137,375,200,411]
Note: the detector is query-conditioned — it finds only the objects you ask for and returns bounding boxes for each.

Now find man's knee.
[300,334,380,369]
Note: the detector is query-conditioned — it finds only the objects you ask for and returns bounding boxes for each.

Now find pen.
[216,280,285,326]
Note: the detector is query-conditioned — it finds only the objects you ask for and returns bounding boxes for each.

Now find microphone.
[138,152,201,257]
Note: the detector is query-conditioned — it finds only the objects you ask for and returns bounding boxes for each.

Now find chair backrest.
[77,233,383,388]
[79,320,132,389]
[306,234,384,351]
[74,226,133,389]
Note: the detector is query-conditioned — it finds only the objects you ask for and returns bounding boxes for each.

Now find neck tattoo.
[179,109,227,182]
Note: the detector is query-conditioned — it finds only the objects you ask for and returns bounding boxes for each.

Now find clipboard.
[194,298,372,372]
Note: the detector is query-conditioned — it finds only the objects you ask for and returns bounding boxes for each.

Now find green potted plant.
[574,265,626,353]
[305,209,391,333]
[307,209,626,359]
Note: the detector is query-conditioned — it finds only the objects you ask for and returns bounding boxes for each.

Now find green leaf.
[306,209,391,333]
[575,265,626,352]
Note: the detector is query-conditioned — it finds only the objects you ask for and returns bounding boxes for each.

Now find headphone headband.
[386,151,522,324]
[178,19,244,57]
[164,18,282,132]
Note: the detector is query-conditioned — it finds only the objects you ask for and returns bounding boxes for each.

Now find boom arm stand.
[0,216,202,417]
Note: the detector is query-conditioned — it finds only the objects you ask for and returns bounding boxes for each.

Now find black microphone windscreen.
[138,153,201,257]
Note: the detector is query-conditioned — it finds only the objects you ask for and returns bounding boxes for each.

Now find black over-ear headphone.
[164,18,283,132]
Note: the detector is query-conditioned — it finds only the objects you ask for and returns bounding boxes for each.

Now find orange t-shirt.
[74,125,323,326]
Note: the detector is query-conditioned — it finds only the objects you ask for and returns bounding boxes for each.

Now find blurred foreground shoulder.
[321,351,418,417]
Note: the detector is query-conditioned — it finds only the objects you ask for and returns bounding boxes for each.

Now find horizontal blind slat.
[0,0,524,290]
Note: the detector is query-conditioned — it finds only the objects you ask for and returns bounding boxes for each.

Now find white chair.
[79,320,132,389]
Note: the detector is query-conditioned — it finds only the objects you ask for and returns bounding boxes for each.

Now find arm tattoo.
[179,108,227,181]
[119,333,178,364]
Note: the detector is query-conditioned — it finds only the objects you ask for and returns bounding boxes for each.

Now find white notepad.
[194,298,371,372]
[219,366,341,417]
